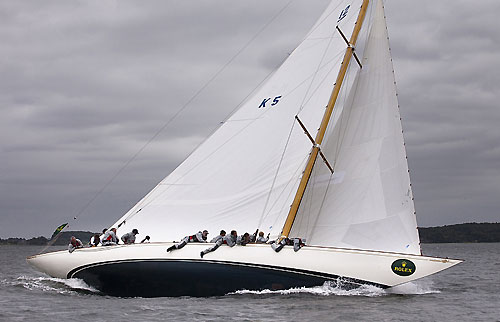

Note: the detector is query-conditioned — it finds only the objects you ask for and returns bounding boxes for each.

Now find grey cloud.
[386,0,500,227]
[1,0,498,237]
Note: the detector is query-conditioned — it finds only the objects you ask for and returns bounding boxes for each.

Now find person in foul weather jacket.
[222,230,238,247]
[236,232,251,246]
[271,237,306,252]
[68,236,83,253]
[200,230,236,258]
[89,233,101,247]
[256,231,270,244]
[102,228,119,246]
[210,230,226,243]
[167,230,209,252]
[121,229,139,244]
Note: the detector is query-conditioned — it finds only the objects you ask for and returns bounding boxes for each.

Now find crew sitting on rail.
[101,228,119,246]
[68,236,84,253]
[167,230,209,252]
[89,233,101,247]
[210,230,226,243]
[255,231,270,243]
[200,230,236,258]
[271,237,306,252]
[237,232,251,246]
[121,229,139,244]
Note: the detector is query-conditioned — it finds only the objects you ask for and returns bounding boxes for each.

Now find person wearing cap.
[167,230,209,252]
[121,229,139,244]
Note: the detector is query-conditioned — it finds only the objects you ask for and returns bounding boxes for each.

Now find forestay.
[290,0,421,255]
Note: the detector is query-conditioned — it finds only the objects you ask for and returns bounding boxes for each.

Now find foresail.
[290,0,421,255]
[111,1,367,242]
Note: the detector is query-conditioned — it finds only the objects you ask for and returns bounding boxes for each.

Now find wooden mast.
[280,0,370,239]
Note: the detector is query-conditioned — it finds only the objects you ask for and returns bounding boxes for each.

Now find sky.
[1,0,499,238]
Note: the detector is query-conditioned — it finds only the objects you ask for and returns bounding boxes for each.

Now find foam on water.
[11,276,100,295]
[232,280,440,297]
[231,280,386,297]
[4,275,439,298]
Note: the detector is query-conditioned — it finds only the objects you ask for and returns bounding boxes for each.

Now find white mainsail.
[111,0,368,240]
[290,0,420,255]
[111,0,419,255]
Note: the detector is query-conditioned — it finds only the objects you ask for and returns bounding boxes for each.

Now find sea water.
[0,243,498,321]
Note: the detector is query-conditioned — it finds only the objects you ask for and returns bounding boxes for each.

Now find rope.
[257,120,297,228]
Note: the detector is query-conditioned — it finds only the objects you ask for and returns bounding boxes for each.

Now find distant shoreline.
[1,222,499,245]
[418,222,500,243]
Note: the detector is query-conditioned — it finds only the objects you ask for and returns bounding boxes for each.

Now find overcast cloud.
[1,0,499,238]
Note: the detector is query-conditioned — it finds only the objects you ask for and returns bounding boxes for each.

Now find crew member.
[210,230,226,243]
[167,230,209,252]
[271,237,306,252]
[256,231,270,243]
[140,235,151,243]
[200,230,236,258]
[121,229,139,244]
[223,230,238,247]
[99,228,108,244]
[102,228,119,246]
[89,233,101,247]
[237,232,251,246]
[68,236,83,253]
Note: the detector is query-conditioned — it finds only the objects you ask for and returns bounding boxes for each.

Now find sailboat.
[27,0,461,297]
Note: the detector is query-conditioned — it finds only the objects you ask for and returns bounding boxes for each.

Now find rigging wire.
[256,119,297,228]
[98,1,364,234]
[257,17,342,230]
[118,70,281,225]
[120,11,352,227]
[297,22,338,115]
[266,152,311,236]
[67,0,298,226]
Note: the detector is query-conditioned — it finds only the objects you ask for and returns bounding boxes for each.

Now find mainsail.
[111,0,419,255]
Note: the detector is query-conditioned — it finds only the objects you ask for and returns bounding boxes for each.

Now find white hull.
[27,243,461,296]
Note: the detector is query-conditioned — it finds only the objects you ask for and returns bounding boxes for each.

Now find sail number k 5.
[259,95,282,108]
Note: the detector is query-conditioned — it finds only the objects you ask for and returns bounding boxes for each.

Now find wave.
[6,275,100,295]
[231,280,385,297]
[231,279,440,297]
[2,276,439,297]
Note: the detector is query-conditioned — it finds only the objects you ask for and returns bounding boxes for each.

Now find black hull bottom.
[70,259,386,297]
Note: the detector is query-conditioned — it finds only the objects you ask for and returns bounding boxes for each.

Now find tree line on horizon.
[1,222,499,245]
